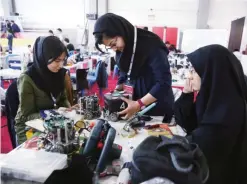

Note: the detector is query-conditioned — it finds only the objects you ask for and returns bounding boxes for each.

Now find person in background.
[15,36,71,144]
[174,45,247,183]
[0,21,6,38]
[10,20,21,38]
[27,45,33,65]
[6,20,13,53]
[48,30,54,36]
[94,13,174,120]
[169,44,178,54]
[5,20,12,31]
[56,28,64,41]
[165,41,171,49]
[64,38,75,52]
[28,45,32,53]
[143,26,148,31]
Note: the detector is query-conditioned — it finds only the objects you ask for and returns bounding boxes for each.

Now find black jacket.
[5,80,19,148]
[175,45,247,183]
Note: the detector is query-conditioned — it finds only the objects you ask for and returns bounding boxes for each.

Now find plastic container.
[0,149,67,183]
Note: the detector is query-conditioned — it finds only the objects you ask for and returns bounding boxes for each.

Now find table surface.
[3,110,186,184]
[64,61,88,70]
[0,68,22,78]
[41,111,186,183]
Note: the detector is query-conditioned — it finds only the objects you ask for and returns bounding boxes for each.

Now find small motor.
[103,91,130,122]
[77,95,102,120]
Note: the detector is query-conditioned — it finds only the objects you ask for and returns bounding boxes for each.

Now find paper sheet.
[25,119,45,132]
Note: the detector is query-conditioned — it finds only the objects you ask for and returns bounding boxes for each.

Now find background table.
[0,68,22,79]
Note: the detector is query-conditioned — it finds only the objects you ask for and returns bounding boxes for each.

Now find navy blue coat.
[118,49,174,117]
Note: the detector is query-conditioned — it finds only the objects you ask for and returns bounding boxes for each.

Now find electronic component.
[38,110,80,154]
[121,102,157,137]
[103,91,130,122]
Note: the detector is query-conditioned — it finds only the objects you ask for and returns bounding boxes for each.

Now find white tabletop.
[0,68,22,79]
[9,111,186,183]
[64,61,90,70]
[99,116,186,183]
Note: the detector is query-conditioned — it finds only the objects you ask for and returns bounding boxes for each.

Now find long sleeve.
[15,75,41,144]
[185,116,243,183]
[148,49,172,100]
[174,92,198,134]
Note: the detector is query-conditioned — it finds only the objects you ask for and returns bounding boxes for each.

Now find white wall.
[196,0,210,28]
[208,0,247,30]
[108,0,199,29]
[1,0,12,16]
[182,29,229,53]
[0,0,3,16]
[15,0,85,29]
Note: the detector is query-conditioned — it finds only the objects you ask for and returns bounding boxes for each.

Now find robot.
[103,91,130,122]
[77,95,101,120]
[38,110,80,154]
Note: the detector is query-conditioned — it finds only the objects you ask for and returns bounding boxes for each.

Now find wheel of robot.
[110,113,118,122]
[84,111,93,120]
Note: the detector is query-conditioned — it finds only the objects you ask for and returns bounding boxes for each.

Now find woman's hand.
[183,79,193,93]
[118,97,140,119]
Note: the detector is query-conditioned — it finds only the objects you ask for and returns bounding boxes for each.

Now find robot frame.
[77,94,102,120]
[103,91,131,122]
[38,110,80,154]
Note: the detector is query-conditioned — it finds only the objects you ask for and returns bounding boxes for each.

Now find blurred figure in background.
[169,44,178,54]
[0,43,2,53]
[165,41,171,49]
[6,20,13,53]
[48,30,54,36]
[143,26,148,31]
[1,21,6,38]
[56,28,64,41]
[11,20,21,38]
[64,38,75,52]
[27,45,33,64]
